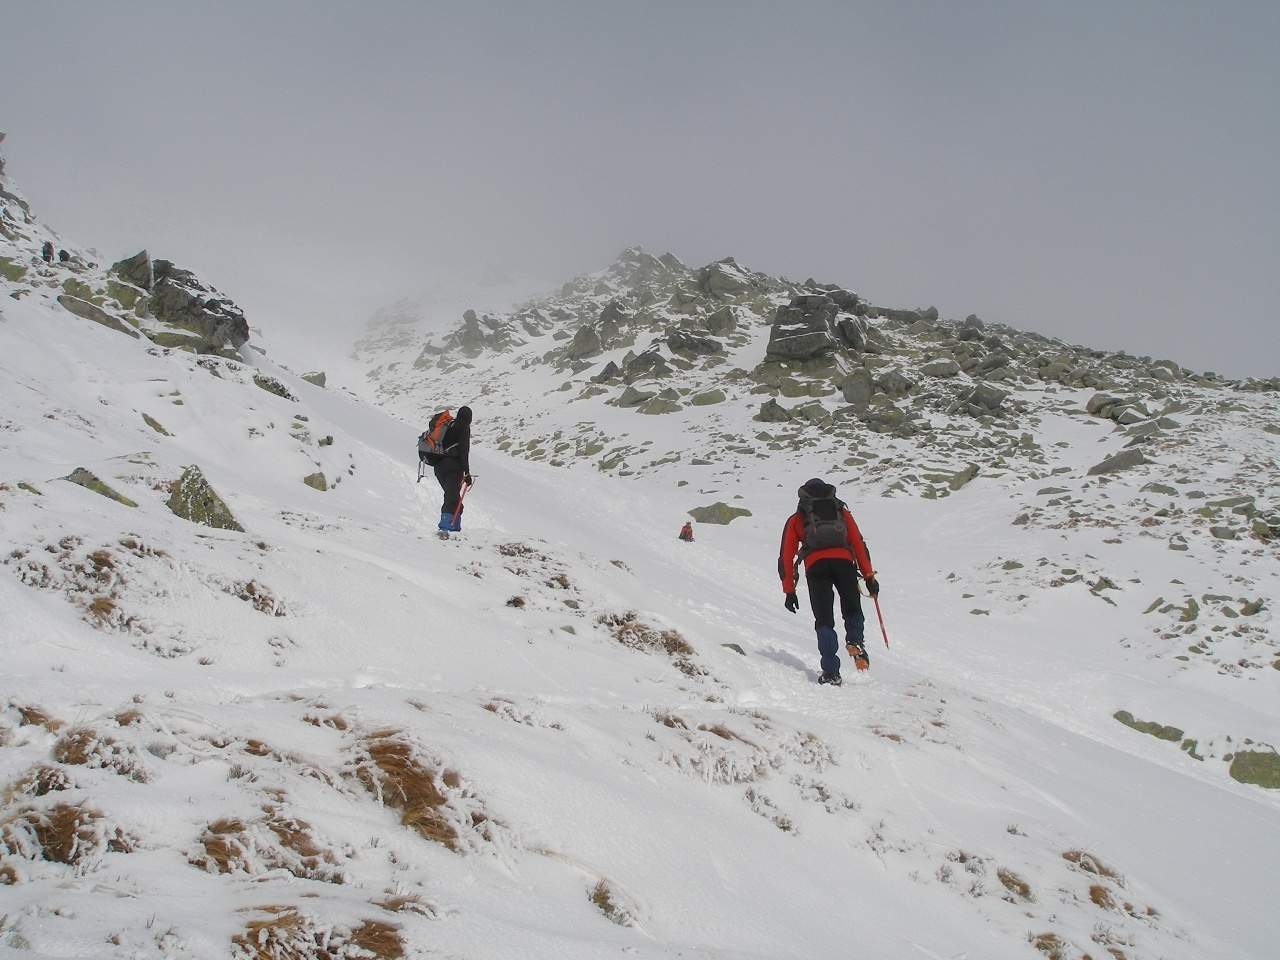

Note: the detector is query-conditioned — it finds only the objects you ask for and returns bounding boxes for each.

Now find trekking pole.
[450,476,474,528]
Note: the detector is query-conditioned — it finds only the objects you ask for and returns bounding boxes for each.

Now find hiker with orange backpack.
[778,478,879,686]
[419,406,473,532]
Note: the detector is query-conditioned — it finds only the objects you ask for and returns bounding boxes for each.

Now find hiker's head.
[804,478,827,493]
[456,406,473,425]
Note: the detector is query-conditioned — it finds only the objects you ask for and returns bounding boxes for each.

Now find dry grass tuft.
[352,732,460,851]
[651,710,687,729]
[1063,849,1121,879]
[1089,883,1117,911]
[590,879,634,927]
[233,907,404,960]
[52,726,149,782]
[997,866,1033,901]
[506,595,526,608]
[11,764,73,799]
[497,541,548,560]
[0,802,133,864]
[192,809,342,883]
[88,596,117,621]
[228,580,287,617]
[1030,932,1069,959]
[114,708,144,726]
[597,611,704,676]
[0,863,16,884]
[376,893,436,917]
[13,703,60,730]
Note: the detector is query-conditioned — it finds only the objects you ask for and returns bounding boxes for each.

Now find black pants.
[434,459,465,515]
[805,557,864,634]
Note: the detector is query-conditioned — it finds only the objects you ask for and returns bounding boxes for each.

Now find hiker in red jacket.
[778,478,879,685]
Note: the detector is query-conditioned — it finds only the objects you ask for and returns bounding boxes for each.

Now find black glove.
[865,577,880,597]
[784,592,799,613]
[462,472,473,486]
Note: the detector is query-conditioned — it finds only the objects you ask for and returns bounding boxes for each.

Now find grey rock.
[110,249,152,290]
[966,382,1009,412]
[300,371,326,387]
[755,398,794,422]
[875,368,916,396]
[920,358,961,378]
[568,324,602,359]
[57,295,139,339]
[690,388,726,406]
[168,464,243,529]
[617,385,656,408]
[840,370,874,411]
[64,467,138,507]
[1087,448,1148,476]
[705,305,737,335]
[1086,392,1121,415]
[149,260,249,351]
[667,329,722,359]
[637,397,682,415]
[948,464,980,491]
[689,501,752,524]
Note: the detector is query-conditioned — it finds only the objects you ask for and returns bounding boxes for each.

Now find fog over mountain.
[2,2,1277,378]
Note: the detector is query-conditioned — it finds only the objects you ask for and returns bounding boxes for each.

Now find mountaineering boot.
[438,512,453,532]
[818,671,843,686]
[846,641,870,671]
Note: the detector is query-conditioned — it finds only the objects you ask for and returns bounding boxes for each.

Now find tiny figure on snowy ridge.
[679,521,694,542]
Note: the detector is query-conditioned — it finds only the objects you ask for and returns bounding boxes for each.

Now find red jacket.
[778,507,874,593]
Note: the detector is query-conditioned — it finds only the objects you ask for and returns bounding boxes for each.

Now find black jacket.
[442,406,472,474]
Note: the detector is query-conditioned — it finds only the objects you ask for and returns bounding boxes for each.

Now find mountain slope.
[2,156,1279,958]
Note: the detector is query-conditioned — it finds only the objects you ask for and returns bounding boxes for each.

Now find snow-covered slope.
[2,164,1279,959]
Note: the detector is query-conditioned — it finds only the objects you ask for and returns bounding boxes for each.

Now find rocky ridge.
[0,134,248,359]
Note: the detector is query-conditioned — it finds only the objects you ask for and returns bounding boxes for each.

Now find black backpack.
[796,482,850,557]
[417,410,455,465]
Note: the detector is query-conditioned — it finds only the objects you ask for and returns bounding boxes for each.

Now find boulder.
[300,371,326,387]
[690,389,726,406]
[688,502,753,525]
[148,260,249,351]
[966,382,1009,412]
[835,317,866,351]
[841,370,874,411]
[617,385,656,408]
[667,329,722,359]
[948,464,980,491]
[1086,392,1121,415]
[167,465,242,529]
[705,305,737,335]
[1087,449,1148,476]
[568,324,602,359]
[875,367,916,396]
[754,398,793,422]
[764,295,842,362]
[110,249,152,290]
[920,358,961,378]
[695,259,752,298]
[57,295,139,339]
[64,467,137,507]
[637,397,682,415]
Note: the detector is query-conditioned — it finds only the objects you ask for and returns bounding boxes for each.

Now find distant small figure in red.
[678,522,694,542]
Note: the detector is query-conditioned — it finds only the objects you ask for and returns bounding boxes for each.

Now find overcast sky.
[3,2,1277,377]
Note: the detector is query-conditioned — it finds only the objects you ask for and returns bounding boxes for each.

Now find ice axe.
[450,475,474,528]
[872,594,890,648]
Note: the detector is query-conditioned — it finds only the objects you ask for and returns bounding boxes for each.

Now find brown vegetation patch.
[1089,883,1117,911]
[114,708,144,726]
[52,726,149,782]
[997,866,1033,901]
[0,802,133,864]
[497,542,548,561]
[12,703,60,730]
[191,809,342,882]
[590,879,634,927]
[1063,849,1121,879]
[10,764,73,799]
[226,579,287,616]
[597,611,704,676]
[0,863,16,884]
[506,595,526,608]
[233,908,403,960]
[1030,932,1069,959]
[349,732,494,853]
[375,893,436,917]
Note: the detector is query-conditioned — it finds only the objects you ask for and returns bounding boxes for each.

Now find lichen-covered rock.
[301,371,326,387]
[148,259,249,353]
[637,397,682,415]
[253,375,296,401]
[921,358,961,378]
[948,464,980,491]
[1113,710,1183,741]
[617,385,656,408]
[1228,750,1280,789]
[568,324,602,359]
[841,370,874,411]
[690,389,726,406]
[1087,449,1148,476]
[57,295,139,339]
[303,472,328,491]
[755,398,793,422]
[64,468,137,507]
[167,465,243,530]
[689,501,752,524]
[110,250,153,290]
